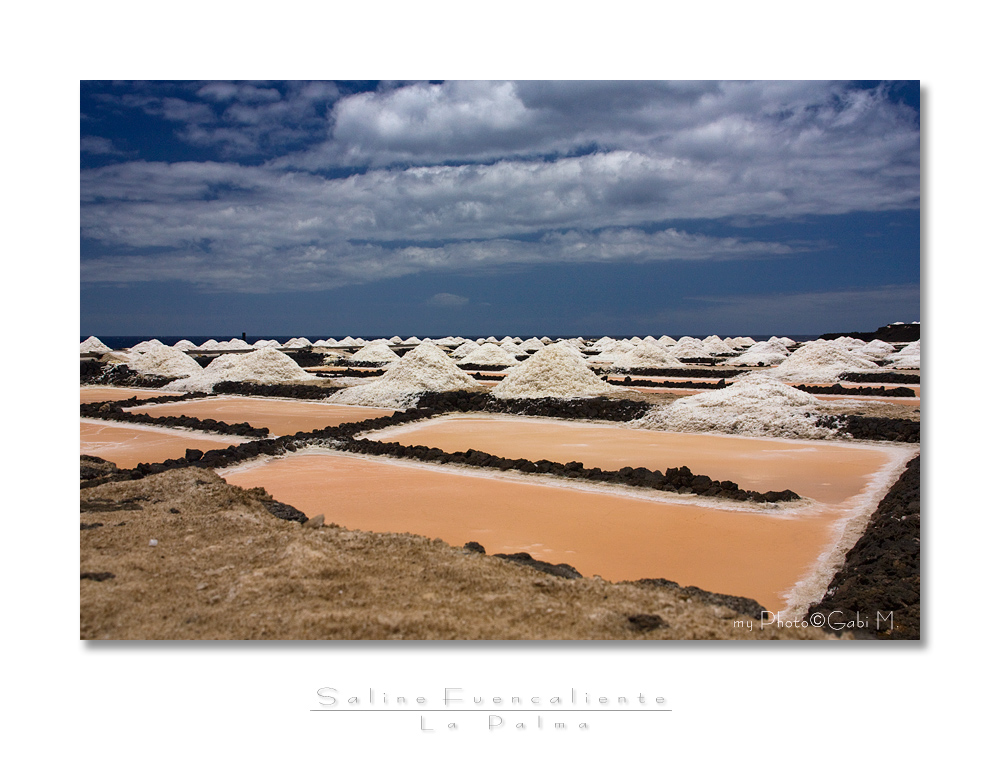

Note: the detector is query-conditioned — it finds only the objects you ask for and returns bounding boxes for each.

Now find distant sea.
[93,335,824,351]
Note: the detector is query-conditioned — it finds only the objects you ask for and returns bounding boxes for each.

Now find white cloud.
[426,293,469,307]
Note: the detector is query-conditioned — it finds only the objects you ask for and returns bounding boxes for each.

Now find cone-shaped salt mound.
[491,344,613,399]
[80,336,111,354]
[612,342,684,369]
[165,347,312,392]
[724,341,789,366]
[457,343,519,367]
[330,343,481,408]
[766,340,879,382]
[634,372,835,439]
[130,339,165,353]
[347,343,401,363]
[125,345,204,379]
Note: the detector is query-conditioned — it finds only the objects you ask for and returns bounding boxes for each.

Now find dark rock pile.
[626,577,769,620]
[415,391,652,422]
[80,360,171,388]
[212,381,335,399]
[794,383,916,398]
[607,377,729,389]
[806,455,920,639]
[840,371,920,384]
[813,415,920,443]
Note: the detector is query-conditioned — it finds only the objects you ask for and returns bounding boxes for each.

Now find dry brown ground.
[80,467,838,641]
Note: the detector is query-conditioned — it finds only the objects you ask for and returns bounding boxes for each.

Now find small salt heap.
[347,343,401,364]
[130,339,165,353]
[80,336,111,354]
[766,340,879,383]
[888,340,920,369]
[724,340,789,367]
[125,345,204,379]
[634,371,835,439]
[172,339,198,351]
[331,343,480,408]
[165,347,313,392]
[491,344,613,399]
[612,341,684,369]
[457,343,519,367]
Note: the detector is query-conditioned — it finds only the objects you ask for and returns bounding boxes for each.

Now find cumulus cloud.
[80,81,918,294]
[426,293,469,307]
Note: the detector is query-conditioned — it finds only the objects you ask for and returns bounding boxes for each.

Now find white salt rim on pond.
[347,343,401,363]
[457,343,519,366]
[164,347,313,392]
[330,342,480,408]
[124,345,204,379]
[633,372,836,440]
[491,343,615,399]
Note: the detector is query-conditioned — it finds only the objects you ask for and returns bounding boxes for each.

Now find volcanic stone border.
[813,415,920,443]
[414,391,652,422]
[81,396,271,438]
[806,455,920,639]
[80,360,172,388]
[794,383,917,398]
[80,408,442,486]
[607,377,729,390]
[596,366,745,379]
[341,437,800,504]
[212,381,337,400]
[840,371,920,384]
[314,368,386,378]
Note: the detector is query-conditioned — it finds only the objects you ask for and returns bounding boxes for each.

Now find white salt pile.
[612,341,684,369]
[172,339,198,351]
[80,336,111,354]
[491,344,613,399]
[724,340,789,367]
[700,335,730,354]
[634,372,835,440]
[165,347,313,392]
[888,341,920,369]
[347,343,401,364]
[592,336,618,351]
[458,343,519,367]
[669,340,714,360]
[125,345,204,379]
[853,339,896,360]
[658,335,678,347]
[587,340,634,363]
[199,339,222,350]
[219,338,250,350]
[253,339,282,349]
[730,336,757,348]
[282,337,312,349]
[449,341,479,359]
[766,340,879,383]
[130,339,165,353]
[520,337,545,352]
[330,343,480,408]
[402,337,422,346]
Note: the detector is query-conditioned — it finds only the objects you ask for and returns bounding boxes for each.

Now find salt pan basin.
[132,396,395,437]
[221,437,913,613]
[364,414,901,505]
[80,386,185,403]
[80,420,247,469]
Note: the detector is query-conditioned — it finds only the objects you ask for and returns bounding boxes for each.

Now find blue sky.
[80,80,919,338]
